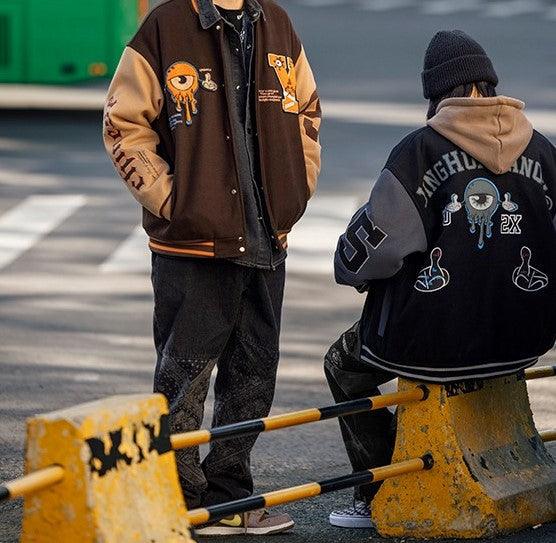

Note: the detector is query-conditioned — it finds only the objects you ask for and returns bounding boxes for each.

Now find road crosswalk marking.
[100,195,361,275]
[287,196,359,274]
[100,225,149,274]
[0,195,86,271]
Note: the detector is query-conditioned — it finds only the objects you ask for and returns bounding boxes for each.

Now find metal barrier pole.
[540,429,556,443]
[0,466,64,503]
[524,365,555,381]
[171,386,428,450]
[185,455,434,526]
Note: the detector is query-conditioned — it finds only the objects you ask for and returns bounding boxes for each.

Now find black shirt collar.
[197,0,264,30]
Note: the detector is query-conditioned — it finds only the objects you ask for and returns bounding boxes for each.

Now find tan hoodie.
[427,96,533,175]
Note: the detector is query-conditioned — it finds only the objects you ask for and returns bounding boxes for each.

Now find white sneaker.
[329,500,374,529]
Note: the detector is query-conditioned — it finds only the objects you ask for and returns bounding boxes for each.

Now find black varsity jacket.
[334,97,556,382]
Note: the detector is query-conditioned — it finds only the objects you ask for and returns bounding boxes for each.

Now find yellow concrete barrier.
[20,394,194,543]
[372,373,556,538]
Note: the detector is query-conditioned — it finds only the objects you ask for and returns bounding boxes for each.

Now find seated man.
[325,30,556,529]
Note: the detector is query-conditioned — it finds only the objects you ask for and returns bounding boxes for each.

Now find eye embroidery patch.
[267,53,299,114]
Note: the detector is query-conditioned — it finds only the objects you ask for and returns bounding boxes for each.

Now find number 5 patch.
[338,209,388,273]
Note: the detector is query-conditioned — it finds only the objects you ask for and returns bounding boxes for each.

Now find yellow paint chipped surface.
[372,375,556,538]
[21,394,195,543]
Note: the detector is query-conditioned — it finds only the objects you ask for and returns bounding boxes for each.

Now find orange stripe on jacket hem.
[149,241,215,257]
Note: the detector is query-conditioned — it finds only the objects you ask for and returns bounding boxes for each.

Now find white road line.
[100,225,150,274]
[323,100,556,136]
[546,6,556,19]
[0,194,86,270]
[422,0,481,15]
[359,0,415,11]
[287,195,360,275]
[101,196,360,276]
[483,0,544,18]
[324,100,427,127]
[297,0,342,6]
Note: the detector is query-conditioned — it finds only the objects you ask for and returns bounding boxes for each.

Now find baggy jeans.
[324,322,397,503]
[151,253,285,508]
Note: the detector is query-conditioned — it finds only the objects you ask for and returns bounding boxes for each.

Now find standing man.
[103,0,321,535]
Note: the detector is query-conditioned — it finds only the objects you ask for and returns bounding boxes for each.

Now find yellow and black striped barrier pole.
[524,365,556,381]
[0,466,64,503]
[1,374,551,505]
[185,455,434,526]
[0,388,428,504]
[171,386,429,451]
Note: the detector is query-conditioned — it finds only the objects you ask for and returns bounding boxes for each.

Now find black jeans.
[151,254,285,508]
[324,322,397,504]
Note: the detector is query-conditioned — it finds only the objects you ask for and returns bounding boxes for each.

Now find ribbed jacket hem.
[148,231,288,259]
[360,344,538,383]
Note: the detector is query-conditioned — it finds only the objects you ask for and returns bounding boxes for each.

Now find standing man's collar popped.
[195,0,264,29]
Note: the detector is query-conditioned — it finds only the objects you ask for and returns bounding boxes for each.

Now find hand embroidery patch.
[200,69,218,92]
[267,53,299,114]
[414,247,450,293]
[512,246,548,292]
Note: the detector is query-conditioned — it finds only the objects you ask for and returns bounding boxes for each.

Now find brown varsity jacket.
[103,0,321,258]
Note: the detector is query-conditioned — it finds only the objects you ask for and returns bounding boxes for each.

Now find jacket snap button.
[238,237,244,241]
[216,25,221,30]
[225,135,231,140]
[231,188,238,195]
[239,246,246,253]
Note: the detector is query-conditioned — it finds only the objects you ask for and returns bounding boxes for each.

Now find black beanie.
[422,30,498,99]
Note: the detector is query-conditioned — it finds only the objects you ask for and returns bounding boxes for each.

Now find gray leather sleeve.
[334,168,427,288]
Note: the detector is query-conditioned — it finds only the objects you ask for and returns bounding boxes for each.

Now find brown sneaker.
[195,509,294,536]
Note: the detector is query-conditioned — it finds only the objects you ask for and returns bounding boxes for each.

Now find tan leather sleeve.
[103,46,172,220]
[295,47,322,198]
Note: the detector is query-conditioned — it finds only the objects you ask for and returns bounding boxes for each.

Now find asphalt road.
[1,1,556,542]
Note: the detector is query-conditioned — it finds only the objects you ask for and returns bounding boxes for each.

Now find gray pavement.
[1,2,556,542]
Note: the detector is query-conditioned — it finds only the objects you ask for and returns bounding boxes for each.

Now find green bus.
[0,0,150,84]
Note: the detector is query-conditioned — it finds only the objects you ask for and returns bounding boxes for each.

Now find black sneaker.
[329,500,374,529]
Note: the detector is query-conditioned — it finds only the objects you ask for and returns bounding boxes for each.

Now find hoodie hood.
[427,96,533,175]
